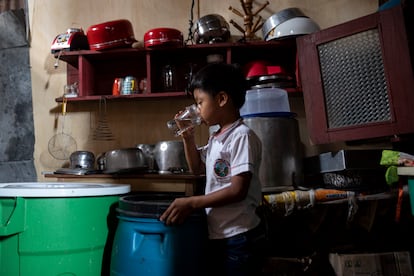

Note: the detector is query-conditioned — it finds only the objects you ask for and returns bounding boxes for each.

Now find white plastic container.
[240,88,290,117]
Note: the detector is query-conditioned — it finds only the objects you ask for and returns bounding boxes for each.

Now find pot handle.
[0,197,26,236]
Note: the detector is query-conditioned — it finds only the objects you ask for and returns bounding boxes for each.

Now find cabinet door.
[297,4,414,144]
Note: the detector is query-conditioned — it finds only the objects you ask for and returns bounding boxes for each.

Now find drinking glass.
[167,104,202,136]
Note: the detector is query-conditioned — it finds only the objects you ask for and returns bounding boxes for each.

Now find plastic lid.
[0,182,131,197]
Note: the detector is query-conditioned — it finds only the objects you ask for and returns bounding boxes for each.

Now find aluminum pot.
[193,14,230,44]
[69,151,95,169]
[102,148,148,174]
[87,19,136,50]
[243,117,304,192]
[136,144,157,172]
[153,141,189,174]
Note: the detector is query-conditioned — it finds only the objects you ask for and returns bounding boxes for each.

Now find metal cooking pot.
[102,148,148,174]
[69,151,95,169]
[143,28,183,48]
[136,143,157,172]
[193,14,230,44]
[86,19,136,50]
[153,141,188,174]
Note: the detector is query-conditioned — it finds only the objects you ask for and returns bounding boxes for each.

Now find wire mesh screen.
[317,29,391,129]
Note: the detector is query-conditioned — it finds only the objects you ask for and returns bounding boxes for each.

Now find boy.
[160,63,264,275]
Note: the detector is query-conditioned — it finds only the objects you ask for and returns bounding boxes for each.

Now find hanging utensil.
[48,97,77,160]
[92,98,115,141]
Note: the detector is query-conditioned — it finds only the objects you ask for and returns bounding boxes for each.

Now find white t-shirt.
[199,119,262,239]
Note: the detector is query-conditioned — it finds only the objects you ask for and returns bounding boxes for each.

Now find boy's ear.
[217,91,228,107]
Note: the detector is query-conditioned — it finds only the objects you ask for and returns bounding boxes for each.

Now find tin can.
[122,76,138,95]
[112,78,124,95]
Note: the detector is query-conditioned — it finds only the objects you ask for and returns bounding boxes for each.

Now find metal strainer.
[48,98,77,160]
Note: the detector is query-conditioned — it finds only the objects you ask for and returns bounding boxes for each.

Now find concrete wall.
[0,9,36,182]
[25,0,379,179]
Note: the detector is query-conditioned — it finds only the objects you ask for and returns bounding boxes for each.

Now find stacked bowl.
[262,7,320,41]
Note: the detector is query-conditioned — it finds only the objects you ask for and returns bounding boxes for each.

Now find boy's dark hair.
[189,63,247,109]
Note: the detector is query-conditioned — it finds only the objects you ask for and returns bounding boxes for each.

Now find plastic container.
[110,194,207,276]
[397,167,414,215]
[240,87,290,117]
[408,178,414,215]
[0,182,130,276]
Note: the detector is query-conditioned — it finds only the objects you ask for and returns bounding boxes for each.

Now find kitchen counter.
[44,173,206,196]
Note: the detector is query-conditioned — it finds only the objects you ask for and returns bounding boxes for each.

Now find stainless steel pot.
[193,14,231,44]
[136,144,157,172]
[154,141,188,174]
[69,151,95,169]
[243,117,304,192]
[102,148,148,174]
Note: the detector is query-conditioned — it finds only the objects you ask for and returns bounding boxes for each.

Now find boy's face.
[193,88,223,127]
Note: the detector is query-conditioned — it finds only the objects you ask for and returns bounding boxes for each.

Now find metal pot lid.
[54,168,98,175]
[250,82,295,89]
[258,74,294,82]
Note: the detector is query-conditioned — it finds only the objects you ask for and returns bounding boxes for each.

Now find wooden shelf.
[44,173,206,196]
[44,172,205,180]
[54,39,301,102]
[55,91,193,102]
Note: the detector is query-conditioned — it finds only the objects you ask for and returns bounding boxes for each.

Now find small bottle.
[162,64,176,90]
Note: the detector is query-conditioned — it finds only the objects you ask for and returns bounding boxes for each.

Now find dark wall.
[0,9,36,182]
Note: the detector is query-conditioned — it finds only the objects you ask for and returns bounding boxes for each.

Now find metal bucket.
[243,117,304,192]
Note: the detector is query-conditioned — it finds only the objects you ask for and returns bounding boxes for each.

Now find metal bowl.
[262,8,307,40]
[265,17,320,41]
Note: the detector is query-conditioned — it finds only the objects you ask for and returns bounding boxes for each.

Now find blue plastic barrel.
[110,194,208,276]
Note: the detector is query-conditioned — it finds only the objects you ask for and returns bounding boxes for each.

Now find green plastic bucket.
[0,182,130,276]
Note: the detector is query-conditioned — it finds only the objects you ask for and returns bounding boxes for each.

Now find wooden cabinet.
[55,39,299,102]
[297,4,414,144]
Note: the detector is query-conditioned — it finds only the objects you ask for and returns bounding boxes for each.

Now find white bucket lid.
[0,182,130,197]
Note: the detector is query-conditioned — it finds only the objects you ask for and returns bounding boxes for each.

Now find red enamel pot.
[87,19,136,50]
[143,28,183,48]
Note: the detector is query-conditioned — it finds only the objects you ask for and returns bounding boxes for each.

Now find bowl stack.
[262,7,320,41]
